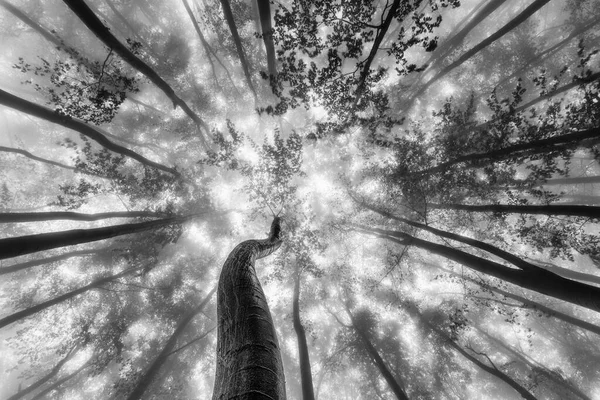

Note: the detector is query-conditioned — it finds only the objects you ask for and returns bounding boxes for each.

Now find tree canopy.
[1,0,599,399]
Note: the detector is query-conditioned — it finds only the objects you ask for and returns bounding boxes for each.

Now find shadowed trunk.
[0,146,79,173]
[29,360,92,400]
[293,263,315,400]
[0,266,142,328]
[212,217,286,399]
[428,202,600,218]
[0,89,179,176]
[0,216,186,260]
[61,0,209,133]
[127,287,216,400]
[0,248,105,276]
[0,211,166,223]
[0,1,62,47]
[355,225,600,313]
[256,0,276,79]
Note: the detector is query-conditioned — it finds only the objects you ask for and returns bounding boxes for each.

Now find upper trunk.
[212,217,286,399]
[292,263,315,400]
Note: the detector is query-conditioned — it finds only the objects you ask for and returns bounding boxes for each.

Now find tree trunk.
[0,211,166,223]
[0,89,180,176]
[0,146,79,173]
[60,0,209,133]
[0,1,62,47]
[292,263,315,400]
[127,287,216,400]
[356,225,600,313]
[218,0,258,101]
[256,0,277,79]
[29,360,91,400]
[414,127,600,176]
[0,216,185,260]
[408,0,552,103]
[0,266,142,328]
[345,304,409,400]
[0,248,104,276]
[7,345,78,400]
[212,217,286,399]
[428,202,600,219]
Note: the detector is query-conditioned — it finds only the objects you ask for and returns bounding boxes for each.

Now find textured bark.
[256,0,277,79]
[212,217,286,400]
[0,89,179,176]
[0,216,184,260]
[127,287,216,400]
[219,0,258,101]
[0,249,102,276]
[414,127,600,176]
[356,225,600,313]
[0,211,166,223]
[292,264,315,400]
[7,345,78,400]
[61,0,209,133]
[345,305,409,400]
[0,266,141,328]
[427,202,600,219]
[408,0,552,102]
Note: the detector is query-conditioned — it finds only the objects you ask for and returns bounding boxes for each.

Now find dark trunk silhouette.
[29,360,92,400]
[0,1,62,47]
[7,345,78,400]
[167,326,216,356]
[0,248,105,276]
[414,127,600,176]
[0,146,79,173]
[0,89,179,176]
[355,225,600,312]
[345,304,409,400]
[0,211,166,223]
[257,0,277,79]
[61,0,209,133]
[0,266,142,329]
[0,216,186,260]
[408,0,551,103]
[127,287,216,400]
[292,263,315,400]
[428,202,600,218]
[219,0,258,101]
[212,217,286,399]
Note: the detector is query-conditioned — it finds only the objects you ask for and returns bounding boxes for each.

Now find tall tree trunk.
[0,1,62,47]
[0,248,105,276]
[212,217,286,399]
[0,215,186,260]
[427,202,600,218]
[0,89,179,176]
[0,211,166,223]
[60,0,210,134]
[218,0,258,102]
[127,287,216,400]
[476,327,593,400]
[344,304,409,400]
[256,0,277,80]
[292,263,315,400]
[407,0,552,104]
[29,360,92,400]
[0,266,142,328]
[7,345,78,400]
[355,225,600,312]
[0,146,79,173]
[413,127,600,176]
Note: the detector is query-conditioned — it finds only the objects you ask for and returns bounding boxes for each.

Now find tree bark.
[355,225,600,313]
[428,202,600,219]
[219,0,258,101]
[0,216,185,260]
[256,0,277,79]
[0,266,142,329]
[408,0,552,103]
[60,0,209,133]
[413,127,600,176]
[7,345,78,400]
[345,304,409,400]
[0,89,180,176]
[292,263,315,400]
[0,211,166,223]
[127,287,216,400]
[212,217,286,400]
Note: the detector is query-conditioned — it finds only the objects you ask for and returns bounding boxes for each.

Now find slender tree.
[212,217,286,399]
[127,287,216,400]
[28,361,92,400]
[0,89,179,176]
[60,0,210,134]
[0,248,105,276]
[427,202,600,218]
[0,211,166,223]
[256,0,276,79]
[292,262,315,400]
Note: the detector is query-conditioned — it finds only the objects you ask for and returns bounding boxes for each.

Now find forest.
[0,0,599,399]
